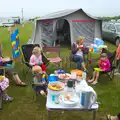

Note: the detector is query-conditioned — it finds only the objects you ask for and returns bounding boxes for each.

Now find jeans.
[73,55,84,70]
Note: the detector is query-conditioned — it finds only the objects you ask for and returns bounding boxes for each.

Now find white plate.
[59,94,79,107]
[58,73,71,80]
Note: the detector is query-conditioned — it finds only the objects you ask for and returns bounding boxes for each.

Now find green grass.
[0,23,120,120]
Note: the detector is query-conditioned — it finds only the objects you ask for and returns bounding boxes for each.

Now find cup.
[51,95,55,102]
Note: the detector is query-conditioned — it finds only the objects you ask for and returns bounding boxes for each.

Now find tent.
[30,8,102,47]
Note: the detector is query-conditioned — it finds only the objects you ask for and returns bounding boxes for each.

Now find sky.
[0,0,120,18]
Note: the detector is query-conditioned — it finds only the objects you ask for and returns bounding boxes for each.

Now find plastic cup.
[51,95,55,102]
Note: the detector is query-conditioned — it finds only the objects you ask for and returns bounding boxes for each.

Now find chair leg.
[0,94,3,110]
[106,71,114,81]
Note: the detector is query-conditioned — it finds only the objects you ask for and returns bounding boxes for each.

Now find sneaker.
[3,96,13,102]
[107,115,119,120]
[114,72,120,75]
[114,69,119,73]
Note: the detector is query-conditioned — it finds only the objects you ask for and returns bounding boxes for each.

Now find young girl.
[29,46,46,72]
[0,75,13,101]
[88,53,111,85]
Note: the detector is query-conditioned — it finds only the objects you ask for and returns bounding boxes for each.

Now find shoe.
[3,96,13,102]
[16,81,27,87]
[107,114,119,120]
[114,72,120,75]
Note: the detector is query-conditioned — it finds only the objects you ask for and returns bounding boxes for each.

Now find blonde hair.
[32,46,41,55]
[101,53,107,58]
[32,66,42,74]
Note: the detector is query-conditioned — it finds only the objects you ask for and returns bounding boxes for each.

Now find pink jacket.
[99,59,111,72]
[29,54,42,66]
[116,44,120,60]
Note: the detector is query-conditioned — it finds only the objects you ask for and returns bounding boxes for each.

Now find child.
[88,53,111,85]
[32,66,47,97]
[115,42,120,74]
[107,114,120,120]
[29,46,46,72]
[0,75,13,101]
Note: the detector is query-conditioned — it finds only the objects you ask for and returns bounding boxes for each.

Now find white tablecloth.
[46,94,99,110]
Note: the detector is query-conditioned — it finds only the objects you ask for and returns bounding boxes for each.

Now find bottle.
[67,80,74,92]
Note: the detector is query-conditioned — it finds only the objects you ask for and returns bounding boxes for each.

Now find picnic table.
[46,87,99,120]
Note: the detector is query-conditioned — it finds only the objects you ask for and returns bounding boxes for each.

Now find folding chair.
[0,69,4,110]
[32,73,48,102]
[99,51,116,81]
[43,46,62,68]
[0,87,3,110]
[68,47,89,69]
[21,44,50,75]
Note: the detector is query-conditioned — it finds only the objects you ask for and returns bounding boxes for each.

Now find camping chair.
[0,87,3,110]
[0,44,14,75]
[43,46,62,68]
[68,47,89,69]
[99,51,116,81]
[21,44,50,75]
[0,69,4,110]
[32,73,48,102]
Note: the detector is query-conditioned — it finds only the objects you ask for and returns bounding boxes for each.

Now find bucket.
[48,75,58,82]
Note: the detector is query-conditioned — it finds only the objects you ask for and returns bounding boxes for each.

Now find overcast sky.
[0,0,120,18]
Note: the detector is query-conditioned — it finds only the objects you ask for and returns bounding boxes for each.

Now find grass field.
[0,23,120,120]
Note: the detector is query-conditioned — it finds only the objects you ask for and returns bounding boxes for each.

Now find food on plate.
[48,82,64,91]
[76,71,83,77]
[59,74,70,79]
[65,94,71,100]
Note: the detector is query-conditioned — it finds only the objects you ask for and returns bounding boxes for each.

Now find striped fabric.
[47,57,61,63]
[40,21,54,46]
[72,22,95,44]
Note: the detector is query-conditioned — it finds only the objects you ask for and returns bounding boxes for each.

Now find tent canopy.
[30,9,102,47]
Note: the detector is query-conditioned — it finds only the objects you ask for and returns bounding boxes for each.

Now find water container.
[79,86,97,109]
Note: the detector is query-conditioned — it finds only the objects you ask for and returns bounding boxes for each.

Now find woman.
[0,44,26,86]
[70,38,87,72]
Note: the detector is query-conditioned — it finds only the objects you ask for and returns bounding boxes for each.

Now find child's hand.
[42,82,46,86]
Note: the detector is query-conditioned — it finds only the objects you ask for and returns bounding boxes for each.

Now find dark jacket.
[70,43,79,61]
[70,43,89,61]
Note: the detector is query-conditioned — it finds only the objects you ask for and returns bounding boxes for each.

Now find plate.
[48,81,65,91]
[58,73,71,80]
[59,93,79,107]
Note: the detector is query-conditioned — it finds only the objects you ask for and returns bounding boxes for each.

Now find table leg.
[47,110,50,120]
[92,111,96,120]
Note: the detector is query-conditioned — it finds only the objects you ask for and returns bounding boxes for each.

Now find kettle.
[79,86,97,109]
